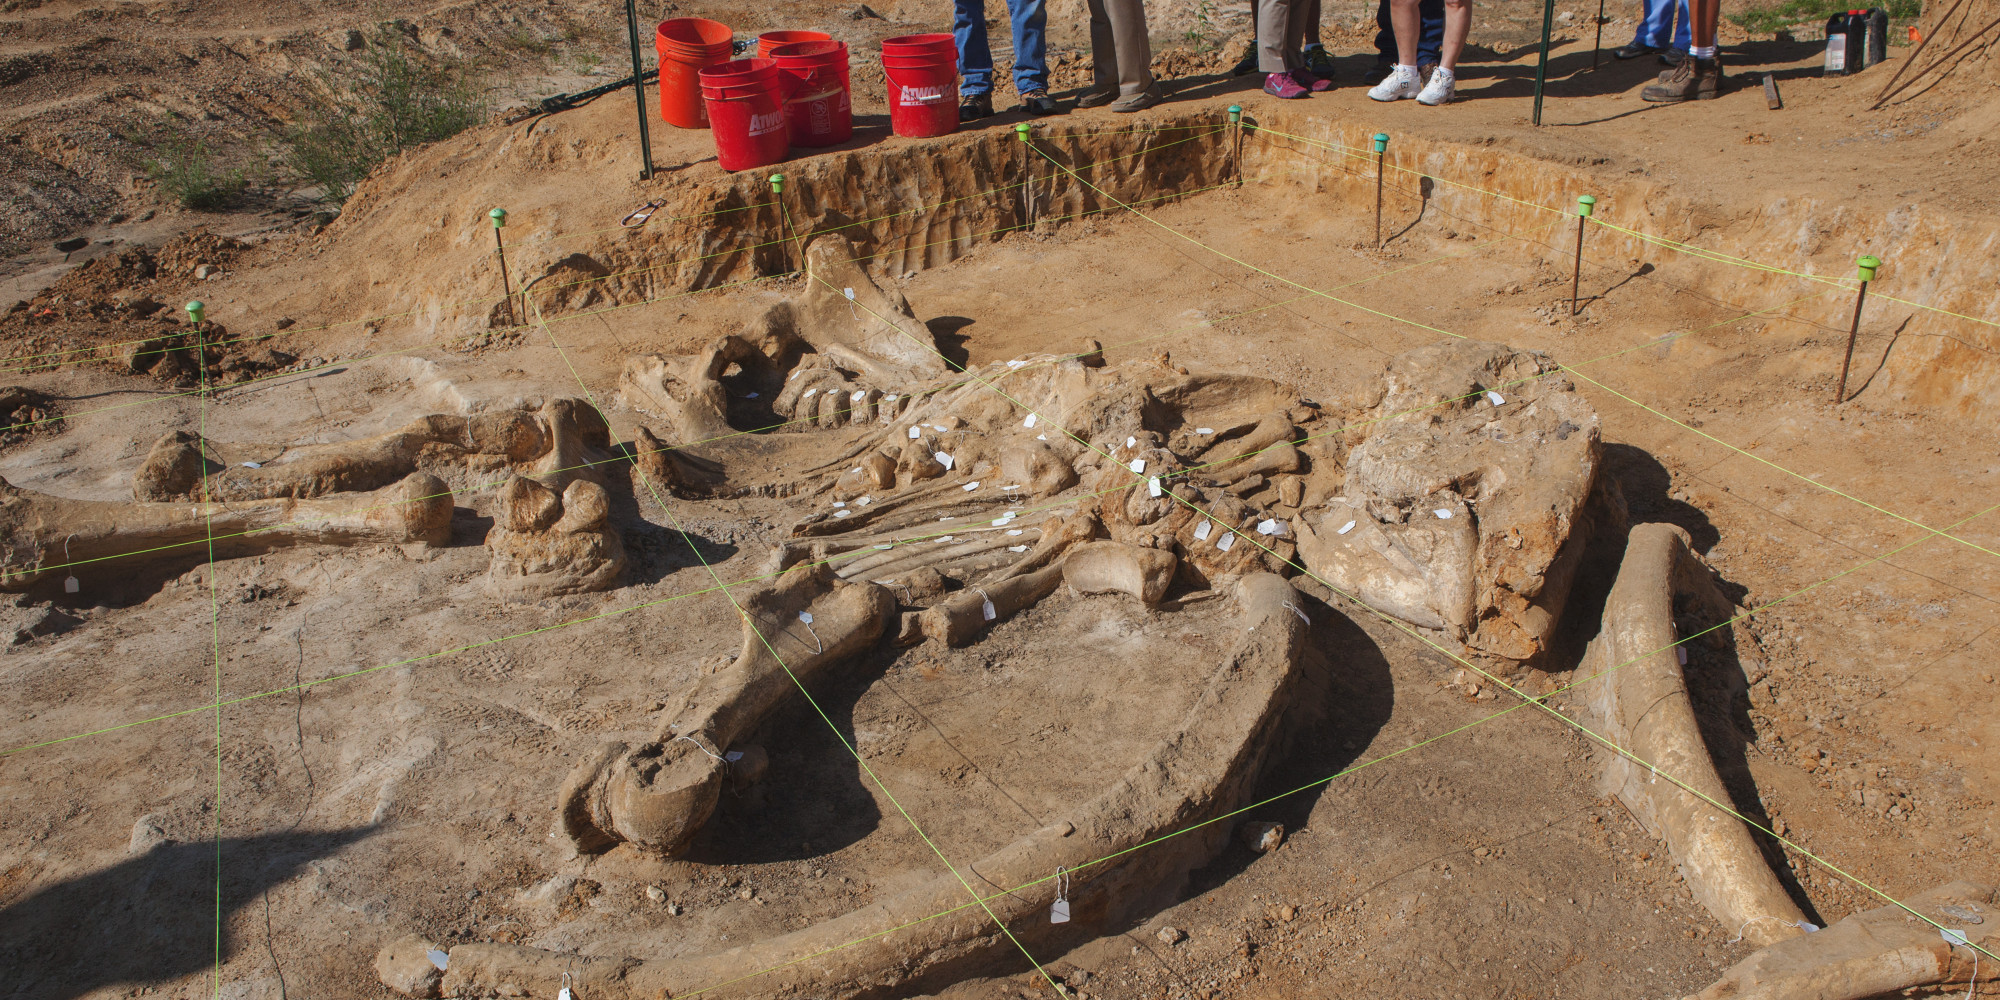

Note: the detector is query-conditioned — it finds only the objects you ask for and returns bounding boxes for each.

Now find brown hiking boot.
[1641,55,1722,102]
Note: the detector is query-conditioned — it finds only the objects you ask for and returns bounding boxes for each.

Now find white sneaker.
[1417,66,1456,105]
[1368,65,1421,102]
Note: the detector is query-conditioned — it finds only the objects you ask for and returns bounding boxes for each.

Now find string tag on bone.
[1676,646,1688,666]
[1195,427,1214,435]
[1337,520,1357,535]
[1256,519,1289,538]
[1007,359,1027,369]
[1434,508,1454,519]
[63,534,78,594]
[935,452,955,471]
[558,971,574,1000]
[962,481,981,492]
[1486,391,1505,406]
[241,461,262,469]
[843,287,858,319]
[909,425,922,439]
[427,949,449,972]
[674,735,726,762]
[798,612,822,653]
[1023,413,1037,428]
[1194,520,1212,541]
[1128,458,1145,474]
[1216,533,1235,552]
[1050,865,1072,924]
[977,588,997,621]
[1282,601,1310,625]
[1147,477,1161,498]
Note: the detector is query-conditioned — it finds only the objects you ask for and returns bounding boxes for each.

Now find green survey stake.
[1227,105,1242,125]
[769,173,785,195]
[1373,132,1389,153]
[184,300,204,326]
[1856,254,1880,281]
[1015,123,1030,142]
[489,207,506,228]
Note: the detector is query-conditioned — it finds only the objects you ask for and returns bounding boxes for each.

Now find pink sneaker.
[1290,67,1333,92]
[1264,71,1309,99]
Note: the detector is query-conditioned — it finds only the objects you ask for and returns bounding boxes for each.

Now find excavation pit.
[3,85,1999,1000]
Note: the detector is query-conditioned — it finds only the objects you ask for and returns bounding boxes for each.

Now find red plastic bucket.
[657,18,733,128]
[699,59,789,171]
[757,29,832,59]
[880,35,957,139]
[770,40,851,147]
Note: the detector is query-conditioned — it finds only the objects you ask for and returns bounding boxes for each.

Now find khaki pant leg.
[1094,0,1154,95]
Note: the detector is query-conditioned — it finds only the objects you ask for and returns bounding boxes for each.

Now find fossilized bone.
[1064,540,1178,604]
[1575,522,1810,948]
[390,573,1312,1000]
[0,472,452,590]
[1294,341,1601,661]
[1685,881,1998,1000]
[484,476,625,601]
[132,398,611,502]
[618,335,766,444]
[556,561,896,856]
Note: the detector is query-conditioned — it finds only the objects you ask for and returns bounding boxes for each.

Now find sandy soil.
[2,1,1998,1000]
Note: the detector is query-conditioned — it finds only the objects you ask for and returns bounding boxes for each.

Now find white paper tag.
[1147,477,1161,497]
[790,371,802,381]
[832,501,847,508]
[1007,359,1026,369]
[1008,545,1028,552]
[843,287,856,300]
[803,388,817,398]
[1256,519,1288,537]
[851,390,867,401]
[745,391,759,399]
[834,509,852,518]
[963,481,980,492]
[1434,508,1454,519]
[1677,646,1688,665]
[241,461,261,468]
[1942,928,1970,947]
[1217,533,1235,552]
[932,425,949,433]
[1338,520,1356,535]
[798,612,814,625]
[981,598,997,621]
[937,535,955,543]
[558,987,573,1000]
[1051,899,1070,924]
[1001,484,1021,491]
[1006,529,1024,536]
[1486,390,1505,406]
[65,575,80,593]
[935,452,955,470]
[1194,520,1212,541]
[725,750,744,762]
[1196,426,1214,435]
[427,950,449,971]
[884,393,898,401]
[1126,436,1137,449]
[1023,413,1038,428]
[874,543,893,550]
[908,426,922,439]
[1036,433,1047,441]
[1128,458,1145,474]
[857,496,871,506]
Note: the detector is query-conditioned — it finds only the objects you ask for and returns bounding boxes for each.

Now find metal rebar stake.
[1372,133,1389,249]
[1016,123,1034,229]
[490,208,515,327]
[1571,195,1594,315]
[1592,0,1607,69]
[1533,0,1555,125]
[1228,105,1243,186]
[1835,255,1880,404]
[624,0,655,180]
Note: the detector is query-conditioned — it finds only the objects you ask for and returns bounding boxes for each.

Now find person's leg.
[1672,0,1693,50]
[1437,0,1469,69]
[1084,0,1120,101]
[1007,0,1051,96]
[1418,0,1446,67]
[1103,0,1156,101]
[1391,0,1421,64]
[1285,0,1312,69]
[1306,0,1323,45]
[1258,0,1293,73]
[1375,0,1397,61]
[954,0,993,96]
[1641,0,1721,100]
[1688,0,1716,48]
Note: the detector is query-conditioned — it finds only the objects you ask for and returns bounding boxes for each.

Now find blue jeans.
[1631,0,1691,50]
[1375,0,1445,65]
[955,0,1049,96]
